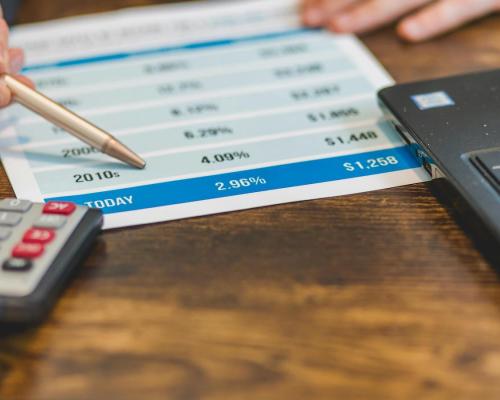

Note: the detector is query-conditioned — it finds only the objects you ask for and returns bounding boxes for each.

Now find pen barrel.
[4,75,112,150]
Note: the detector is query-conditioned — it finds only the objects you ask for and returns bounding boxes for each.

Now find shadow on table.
[0,237,107,398]
[428,178,500,272]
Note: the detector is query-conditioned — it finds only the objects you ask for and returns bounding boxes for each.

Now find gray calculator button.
[0,211,22,226]
[0,227,12,240]
[34,214,67,229]
[0,198,32,213]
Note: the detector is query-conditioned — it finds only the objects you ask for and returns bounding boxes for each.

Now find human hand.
[0,8,33,108]
[301,0,500,42]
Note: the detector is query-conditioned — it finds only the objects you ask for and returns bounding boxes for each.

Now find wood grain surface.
[1,1,500,399]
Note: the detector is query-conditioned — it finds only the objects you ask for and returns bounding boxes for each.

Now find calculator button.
[34,214,67,229]
[23,228,55,245]
[3,258,33,272]
[0,211,22,227]
[43,201,76,216]
[0,198,32,213]
[12,243,44,259]
[0,227,11,240]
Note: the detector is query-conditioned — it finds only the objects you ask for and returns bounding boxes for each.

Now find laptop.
[378,69,500,248]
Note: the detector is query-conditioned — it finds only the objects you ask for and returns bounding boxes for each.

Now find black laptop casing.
[378,69,500,244]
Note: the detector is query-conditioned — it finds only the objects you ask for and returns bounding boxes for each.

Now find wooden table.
[2,1,500,399]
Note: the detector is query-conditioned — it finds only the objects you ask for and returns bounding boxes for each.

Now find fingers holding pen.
[0,21,34,107]
[0,18,11,107]
[12,74,35,89]
[8,48,24,73]
[0,18,9,69]
[7,48,34,88]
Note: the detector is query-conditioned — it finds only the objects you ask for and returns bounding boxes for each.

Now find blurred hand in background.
[301,0,500,42]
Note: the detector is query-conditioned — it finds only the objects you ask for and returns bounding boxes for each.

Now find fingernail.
[401,20,422,40]
[9,54,24,73]
[305,8,324,26]
[331,14,351,32]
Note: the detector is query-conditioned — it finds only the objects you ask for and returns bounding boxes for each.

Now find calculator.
[0,199,103,324]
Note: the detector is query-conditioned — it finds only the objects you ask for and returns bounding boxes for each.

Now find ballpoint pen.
[2,73,146,169]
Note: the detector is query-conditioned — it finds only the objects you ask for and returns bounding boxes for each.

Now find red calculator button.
[23,228,55,244]
[12,243,44,259]
[43,201,76,215]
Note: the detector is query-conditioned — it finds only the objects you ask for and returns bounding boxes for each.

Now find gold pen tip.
[134,158,147,169]
[2,73,146,169]
[104,139,146,169]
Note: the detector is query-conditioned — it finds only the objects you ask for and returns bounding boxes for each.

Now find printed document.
[0,0,427,228]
